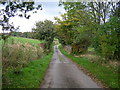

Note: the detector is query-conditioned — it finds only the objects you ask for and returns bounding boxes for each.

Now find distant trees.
[32,20,56,51]
[11,31,34,38]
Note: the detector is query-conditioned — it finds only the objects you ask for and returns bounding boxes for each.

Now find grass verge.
[59,46,119,88]
[3,52,53,88]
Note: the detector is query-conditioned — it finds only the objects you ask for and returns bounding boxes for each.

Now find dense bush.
[93,16,120,61]
[32,20,56,51]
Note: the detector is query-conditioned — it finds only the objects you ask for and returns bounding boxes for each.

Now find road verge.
[59,46,119,88]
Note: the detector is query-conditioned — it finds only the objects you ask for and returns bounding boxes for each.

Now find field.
[2,36,45,45]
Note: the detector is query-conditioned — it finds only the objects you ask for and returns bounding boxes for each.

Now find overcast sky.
[0,1,65,32]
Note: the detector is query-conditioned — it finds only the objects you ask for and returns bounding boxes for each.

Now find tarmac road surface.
[41,45,100,88]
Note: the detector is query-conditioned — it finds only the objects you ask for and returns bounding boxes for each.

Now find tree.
[92,1,120,61]
[56,2,95,54]
[111,1,120,18]
[58,1,120,59]
[32,20,56,50]
[0,1,42,42]
[93,16,120,61]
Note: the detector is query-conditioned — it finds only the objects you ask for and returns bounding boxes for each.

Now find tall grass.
[3,43,44,70]
[2,37,44,86]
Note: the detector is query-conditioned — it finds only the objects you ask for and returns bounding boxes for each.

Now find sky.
[0,1,66,32]
[1,0,118,33]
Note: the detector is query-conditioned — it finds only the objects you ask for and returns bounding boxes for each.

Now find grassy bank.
[59,46,119,88]
[3,52,53,88]
[2,36,51,88]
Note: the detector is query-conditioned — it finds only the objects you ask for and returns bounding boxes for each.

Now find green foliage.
[11,32,34,38]
[93,16,120,60]
[54,14,75,45]
[57,1,120,60]
[3,52,53,88]
[55,4,95,54]
[32,20,56,50]
[59,46,119,88]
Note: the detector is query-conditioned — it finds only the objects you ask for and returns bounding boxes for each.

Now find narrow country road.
[41,45,100,88]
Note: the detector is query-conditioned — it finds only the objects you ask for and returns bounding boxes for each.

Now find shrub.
[93,16,120,61]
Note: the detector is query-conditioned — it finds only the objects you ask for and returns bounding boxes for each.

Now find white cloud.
[0,1,65,33]
[9,2,65,32]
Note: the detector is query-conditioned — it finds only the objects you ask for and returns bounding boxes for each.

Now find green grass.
[11,37,45,44]
[3,52,53,88]
[88,47,95,52]
[2,36,45,45]
[59,57,63,61]
[59,46,119,88]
